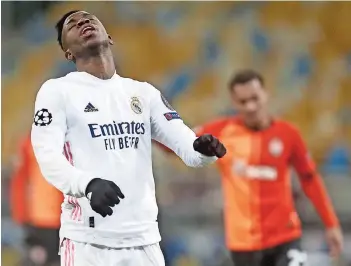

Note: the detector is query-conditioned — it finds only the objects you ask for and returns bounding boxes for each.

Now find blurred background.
[1,1,351,266]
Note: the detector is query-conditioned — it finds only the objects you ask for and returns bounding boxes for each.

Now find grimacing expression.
[61,11,113,59]
[231,79,268,124]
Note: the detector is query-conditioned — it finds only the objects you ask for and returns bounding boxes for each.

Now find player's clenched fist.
[85,178,125,217]
[193,134,227,158]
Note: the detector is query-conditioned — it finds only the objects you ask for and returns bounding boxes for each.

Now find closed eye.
[66,20,76,31]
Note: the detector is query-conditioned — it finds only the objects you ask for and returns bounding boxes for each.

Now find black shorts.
[24,225,60,265]
[231,238,307,266]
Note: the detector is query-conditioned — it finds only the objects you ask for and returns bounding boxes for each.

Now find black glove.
[193,134,227,158]
[85,178,125,217]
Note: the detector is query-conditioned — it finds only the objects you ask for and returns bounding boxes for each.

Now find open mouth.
[80,26,95,36]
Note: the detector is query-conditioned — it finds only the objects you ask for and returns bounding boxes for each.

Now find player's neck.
[245,114,272,131]
[76,48,115,80]
[257,116,272,130]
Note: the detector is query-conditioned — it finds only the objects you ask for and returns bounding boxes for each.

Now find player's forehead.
[64,11,98,26]
[233,79,263,98]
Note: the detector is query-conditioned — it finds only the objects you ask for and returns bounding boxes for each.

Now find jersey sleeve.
[290,126,339,228]
[148,84,217,167]
[31,80,96,198]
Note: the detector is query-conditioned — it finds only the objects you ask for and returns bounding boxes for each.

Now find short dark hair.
[228,69,264,92]
[55,10,80,50]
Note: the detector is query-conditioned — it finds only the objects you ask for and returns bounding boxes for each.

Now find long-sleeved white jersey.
[31,71,217,248]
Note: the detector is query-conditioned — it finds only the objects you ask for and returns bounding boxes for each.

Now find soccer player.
[31,10,226,266]
[160,70,343,266]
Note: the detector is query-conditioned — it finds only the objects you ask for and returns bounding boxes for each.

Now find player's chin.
[245,114,260,124]
[81,35,101,48]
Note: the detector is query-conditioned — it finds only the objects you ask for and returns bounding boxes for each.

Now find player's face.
[231,79,268,125]
[61,11,113,60]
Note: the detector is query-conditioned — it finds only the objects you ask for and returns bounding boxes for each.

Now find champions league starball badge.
[34,108,53,126]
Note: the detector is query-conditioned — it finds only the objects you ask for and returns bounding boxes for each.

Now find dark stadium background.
[2,2,351,266]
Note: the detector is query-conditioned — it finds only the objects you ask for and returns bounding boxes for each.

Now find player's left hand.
[326,227,343,257]
[193,134,226,158]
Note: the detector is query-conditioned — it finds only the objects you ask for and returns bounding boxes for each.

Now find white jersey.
[31,71,216,248]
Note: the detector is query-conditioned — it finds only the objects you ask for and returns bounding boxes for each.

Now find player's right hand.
[85,178,125,217]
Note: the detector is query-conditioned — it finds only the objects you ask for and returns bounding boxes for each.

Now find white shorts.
[60,238,165,266]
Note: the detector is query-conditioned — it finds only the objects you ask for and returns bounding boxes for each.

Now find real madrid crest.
[268,137,284,157]
[131,97,142,114]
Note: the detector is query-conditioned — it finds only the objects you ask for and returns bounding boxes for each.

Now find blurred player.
[160,69,343,266]
[10,133,63,266]
[31,10,226,266]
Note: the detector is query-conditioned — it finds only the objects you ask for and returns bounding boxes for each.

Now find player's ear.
[108,35,114,45]
[65,50,74,61]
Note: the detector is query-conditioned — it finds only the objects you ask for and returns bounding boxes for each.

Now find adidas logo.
[84,102,99,112]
